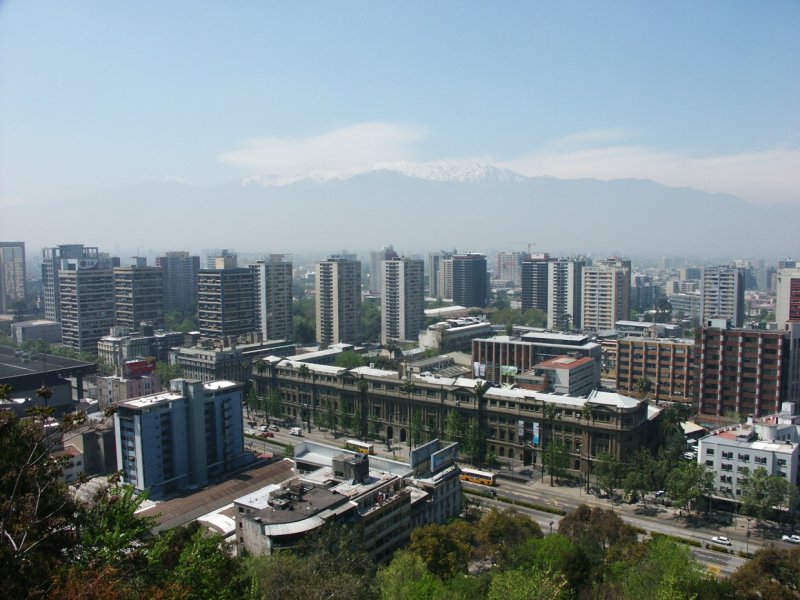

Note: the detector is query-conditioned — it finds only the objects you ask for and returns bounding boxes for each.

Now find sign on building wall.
[533,422,540,446]
[500,365,518,376]
[518,419,525,439]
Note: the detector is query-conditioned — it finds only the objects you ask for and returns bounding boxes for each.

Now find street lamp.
[746,517,752,555]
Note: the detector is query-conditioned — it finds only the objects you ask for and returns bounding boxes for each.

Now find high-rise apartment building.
[438,258,454,300]
[695,320,794,418]
[156,251,200,315]
[206,249,238,269]
[547,258,584,331]
[428,250,455,299]
[42,245,100,322]
[250,255,293,341]
[368,246,398,294]
[59,263,115,353]
[381,257,424,346]
[315,256,362,348]
[776,268,800,328]
[113,262,164,329]
[198,269,256,339]
[581,257,631,332]
[114,378,249,499]
[521,254,551,312]
[701,266,745,327]
[452,253,488,308]
[496,251,525,287]
[0,242,26,313]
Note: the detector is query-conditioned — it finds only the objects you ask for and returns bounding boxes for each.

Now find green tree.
[636,375,652,396]
[174,530,242,600]
[0,408,80,598]
[292,297,316,343]
[335,351,365,369]
[156,360,182,382]
[463,417,486,466]
[445,410,463,444]
[411,409,425,447]
[266,390,283,421]
[361,300,381,344]
[377,551,444,600]
[78,481,155,569]
[594,451,624,499]
[475,508,542,567]
[543,402,561,486]
[581,403,596,491]
[666,460,714,514]
[544,438,569,485]
[487,567,568,600]
[558,504,637,567]
[401,379,417,448]
[624,449,656,505]
[509,534,591,592]
[408,522,472,580]
[729,545,800,600]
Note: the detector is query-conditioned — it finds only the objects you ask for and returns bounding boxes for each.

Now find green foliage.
[510,534,591,592]
[475,508,543,567]
[489,307,547,330]
[0,410,80,598]
[604,536,716,600]
[558,504,637,567]
[740,466,791,523]
[624,449,656,504]
[293,297,316,343]
[165,309,199,333]
[636,375,652,396]
[266,389,283,419]
[594,451,625,498]
[377,551,445,599]
[79,481,155,568]
[361,299,381,343]
[463,417,486,466]
[156,360,183,382]
[729,545,800,600]
[174,530,241,600]
[666,460,714,514]
[445,410,463,443]
[545,438,569,485]
[408,522,472,580]
[335,350,365,369]
[411,409,425,447]
[487,567,568,600]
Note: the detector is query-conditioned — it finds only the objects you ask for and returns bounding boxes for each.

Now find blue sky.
[1,1,798,208]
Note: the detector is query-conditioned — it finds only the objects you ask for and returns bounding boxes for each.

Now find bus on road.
[459,467,497,486]
[345,439,375,455]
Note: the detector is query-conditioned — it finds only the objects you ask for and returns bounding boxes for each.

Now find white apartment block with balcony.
[698,409,800,499]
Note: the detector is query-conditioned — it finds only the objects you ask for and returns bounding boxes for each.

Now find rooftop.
[0,346,95,381]
[534,356,595,370]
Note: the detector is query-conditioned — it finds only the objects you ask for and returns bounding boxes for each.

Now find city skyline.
[1,2,799,254]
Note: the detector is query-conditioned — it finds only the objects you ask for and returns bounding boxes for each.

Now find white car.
[711,536,731,546]
[782,534,800,544]
[257,425,269,432]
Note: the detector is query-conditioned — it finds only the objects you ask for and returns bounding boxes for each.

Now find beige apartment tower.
[582,258,631,332]
[113,262,165,329]
[316,256,361,348]
[250,255,293,341]
[381,257,424,346]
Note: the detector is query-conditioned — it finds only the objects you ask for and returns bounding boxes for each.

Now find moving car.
[260,431,274,438]
[290,427,303,436]
[711,536,731,546]
[257,425,269,432]
[268,424,279,431]
[782,534,800,544]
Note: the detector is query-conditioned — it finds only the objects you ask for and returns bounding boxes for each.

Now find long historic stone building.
[252,357,659,476]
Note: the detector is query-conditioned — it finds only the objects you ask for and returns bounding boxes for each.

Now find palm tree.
[581,403,597,492]
[401,379,416,448]
[473,380,492,467]
[357,378,369,440]
[297,364,312,430]
[543,402,561,487]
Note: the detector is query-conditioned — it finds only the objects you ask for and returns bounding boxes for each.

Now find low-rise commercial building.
[699,410,800,499]
[253,358,656,475]
[10,320,62,345]
[516,356,597,397]
[419,317,494,353]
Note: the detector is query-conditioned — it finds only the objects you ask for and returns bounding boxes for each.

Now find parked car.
[711,536,731,546]
[782,534,800,544]
[268,424,279,431]
[655,490,666,497]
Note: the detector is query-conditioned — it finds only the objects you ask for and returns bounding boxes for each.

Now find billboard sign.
[533,422,540,446]
[431,442,459,473]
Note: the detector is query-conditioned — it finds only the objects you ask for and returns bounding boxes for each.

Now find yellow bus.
[345,439,375,455]
[459,467,497,486]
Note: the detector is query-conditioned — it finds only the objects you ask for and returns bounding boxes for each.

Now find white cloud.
[219,123,800,205]
[219,122,426,184]
[495,144,800,205]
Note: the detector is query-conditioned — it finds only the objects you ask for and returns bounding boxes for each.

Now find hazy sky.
[1,1,799,218]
